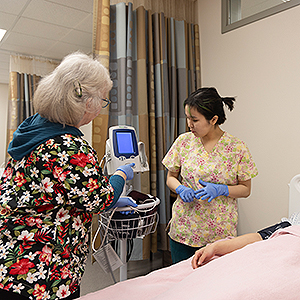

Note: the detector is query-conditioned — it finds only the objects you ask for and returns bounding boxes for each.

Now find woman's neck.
[201,126,224,152]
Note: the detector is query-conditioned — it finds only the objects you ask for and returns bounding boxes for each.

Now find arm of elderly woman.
[191,233,262,269]
[107,163,136,209]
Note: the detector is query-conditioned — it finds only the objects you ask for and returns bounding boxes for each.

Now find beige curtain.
[91,0,111,258]
[92,0,111,161]
[6,55,58,162]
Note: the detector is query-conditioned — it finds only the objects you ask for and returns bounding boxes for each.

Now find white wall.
[0,83,8,166]
[198,1,300,234]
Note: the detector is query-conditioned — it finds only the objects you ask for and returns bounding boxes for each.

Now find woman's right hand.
[115,163,135,180]
[191,244,216,269]
[175,185,195,202]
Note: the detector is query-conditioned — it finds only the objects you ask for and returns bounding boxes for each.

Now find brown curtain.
[91,0,111,258]
[92,0,111,160]
[6,71,41,162]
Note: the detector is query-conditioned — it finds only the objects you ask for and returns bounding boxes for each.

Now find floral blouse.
[162,131,258,248]
[0,134,114,299]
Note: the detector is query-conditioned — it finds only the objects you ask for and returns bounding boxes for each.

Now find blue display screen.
[116,132,134,154]
[112,129,138,158]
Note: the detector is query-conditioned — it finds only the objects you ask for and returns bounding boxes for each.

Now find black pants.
[0,287,80,300]
[169,237,199,264]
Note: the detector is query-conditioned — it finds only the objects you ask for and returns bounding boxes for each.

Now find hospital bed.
[78,175,300,300]
[289,174,300,216]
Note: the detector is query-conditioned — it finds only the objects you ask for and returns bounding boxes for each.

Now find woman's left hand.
[112,196,138,214]
[195,179,229,202]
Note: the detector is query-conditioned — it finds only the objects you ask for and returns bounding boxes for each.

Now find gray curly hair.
[33,52,113,126]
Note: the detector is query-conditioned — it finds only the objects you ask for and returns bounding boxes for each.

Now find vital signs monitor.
[105,125,149,175]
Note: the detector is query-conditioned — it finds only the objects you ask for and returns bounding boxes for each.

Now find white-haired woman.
[0,52,135,300]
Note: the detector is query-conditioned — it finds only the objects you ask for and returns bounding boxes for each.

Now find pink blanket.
[79,226,300,300]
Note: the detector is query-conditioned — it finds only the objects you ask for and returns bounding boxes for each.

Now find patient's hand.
[191,233,262,269]
[191,244,216,269]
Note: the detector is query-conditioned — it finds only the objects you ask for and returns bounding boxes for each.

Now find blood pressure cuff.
[109,190,159,239]
[257,221,291,240]
[128,190,158,216]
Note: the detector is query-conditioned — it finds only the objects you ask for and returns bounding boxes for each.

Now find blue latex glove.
[116,163,135,180]
[195,179,229,203]
[175,185,195,202]
[112,196,138,215]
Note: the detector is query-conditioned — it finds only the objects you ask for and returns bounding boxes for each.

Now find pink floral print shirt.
[162,131,258,247]
[0,134,114,299]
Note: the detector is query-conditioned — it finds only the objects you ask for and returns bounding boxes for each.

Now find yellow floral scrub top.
[162,131,258,248]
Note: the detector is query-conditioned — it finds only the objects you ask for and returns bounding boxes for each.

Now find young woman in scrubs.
[162,87,258,263]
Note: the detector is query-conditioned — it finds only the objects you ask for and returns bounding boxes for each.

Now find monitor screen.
[112,128,138,158]
[116,132,134,154]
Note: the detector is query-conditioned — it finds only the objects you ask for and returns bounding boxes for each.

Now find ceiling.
[0,0,94,84]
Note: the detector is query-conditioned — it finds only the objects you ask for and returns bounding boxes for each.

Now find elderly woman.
[0,52,135,300]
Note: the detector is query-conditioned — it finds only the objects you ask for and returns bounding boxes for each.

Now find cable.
[127,239,134,262]
[124,198,157,214]
[92,208,118,252]
[99,154,106,168]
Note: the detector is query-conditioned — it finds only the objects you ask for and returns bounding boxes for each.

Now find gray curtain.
[107,2,200,258]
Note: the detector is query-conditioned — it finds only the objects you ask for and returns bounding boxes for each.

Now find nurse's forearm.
[166,174,181,193]
[228,183,251,198]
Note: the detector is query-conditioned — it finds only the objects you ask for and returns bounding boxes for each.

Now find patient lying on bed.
[192,219,292,269]
[79,214,300,300]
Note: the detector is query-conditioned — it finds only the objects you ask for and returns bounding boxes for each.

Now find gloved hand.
[175,185,195,202]
[112,196,138,215]
[116,163,135,180]
[195,179,229,203]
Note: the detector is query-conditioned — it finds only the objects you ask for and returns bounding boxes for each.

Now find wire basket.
[99,210,159,241]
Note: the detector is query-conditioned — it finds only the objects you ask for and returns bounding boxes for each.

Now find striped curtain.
[6,55,58,163]
[5,71,41,162]
[92,1,200,260]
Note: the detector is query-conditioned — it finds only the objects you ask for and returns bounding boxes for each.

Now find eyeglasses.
[102,98,111,108]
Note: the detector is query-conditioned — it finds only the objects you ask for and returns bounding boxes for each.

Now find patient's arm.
[191,233,262,269]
